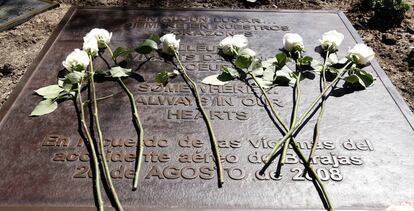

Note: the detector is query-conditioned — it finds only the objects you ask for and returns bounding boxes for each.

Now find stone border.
[0,0,59,31]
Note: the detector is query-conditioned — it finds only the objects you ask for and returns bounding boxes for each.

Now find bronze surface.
[0,8,413,210]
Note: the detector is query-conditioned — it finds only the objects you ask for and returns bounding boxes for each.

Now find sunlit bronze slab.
[0,0,58,31]
[0,7,413,210]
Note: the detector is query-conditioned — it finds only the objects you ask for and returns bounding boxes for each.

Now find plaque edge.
[74,6,343,14]
[0,6,76,123]
[0,8,410,209]
[337,11,414,130]
[0,207,380,211]
[0,0,60,32]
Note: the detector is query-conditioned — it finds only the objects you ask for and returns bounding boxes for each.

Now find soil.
[0,0,413,110]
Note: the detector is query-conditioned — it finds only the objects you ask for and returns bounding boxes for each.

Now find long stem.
[250,74,287,155]
[77,80,104,211]
[292,140,333,211]
[281,71,302,165]
[118,78,145,190]
[106,43,114,60]
[309,51,330,161]
[89,55,124,211]
[104,43,146,190]
[250,73,333,209]
[266,61,352,161]
[174,50,224,186]
[84,94,114,105]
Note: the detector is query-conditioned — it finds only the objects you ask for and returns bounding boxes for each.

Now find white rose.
[232,35,248,49]
[173,70,181,75]
[84,28,112,48]
[218,34,248,56]
[283,33,304,52]
[320,30,344,51]
[62,49,90,72]
[82,37,99,56]
[239,48,256,57]
[347,43,375,65]
[160,33,180,55]
[218,36,234,55]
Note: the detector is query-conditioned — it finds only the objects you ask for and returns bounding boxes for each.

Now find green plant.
[366,0,410,23]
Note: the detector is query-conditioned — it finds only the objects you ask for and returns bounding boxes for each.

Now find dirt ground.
[0,0,413,110]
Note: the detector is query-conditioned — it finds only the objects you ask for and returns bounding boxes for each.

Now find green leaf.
[235,55,251,69]
[201,74,232,86]
[155,71,170,86]
[247,58,263,76]
[327,66,340,74]
[298,56,313,66]
[356,69,376,88]
[110,66,132,78]
[344,69,375,88]
[402,3,410,11]
[234,48,254,69]
[276,53,287,66]
[65,71,84,84]
[95,68,109,76]
[149,34,160,43]
[35,85,64,99]
[136,39,158,54]
[348,54,360,64]
[275,66,295,86]
[217,72,234,82]
[113,47,134,60]
[62,81,74,92]
[222,66,240,78]
[30,99,58,116]
[344,75,360,84]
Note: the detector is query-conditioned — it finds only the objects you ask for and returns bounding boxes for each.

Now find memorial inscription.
[40,134,373,182]
[0,8,414,210]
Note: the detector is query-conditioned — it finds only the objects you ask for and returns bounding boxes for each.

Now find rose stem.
[106,44,114,61]
[84,94,114,104]
[77,78,104,211]
[308,51,330,164]
[104,43,145,190]
[117,78,145,190]
[250,73,332,209]
[281,53,303,165]
[89,55,124,211]
[265,61,352,162]
[174,50,224,186]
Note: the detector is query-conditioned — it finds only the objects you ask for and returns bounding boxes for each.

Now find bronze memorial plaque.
[0,8,414,210]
